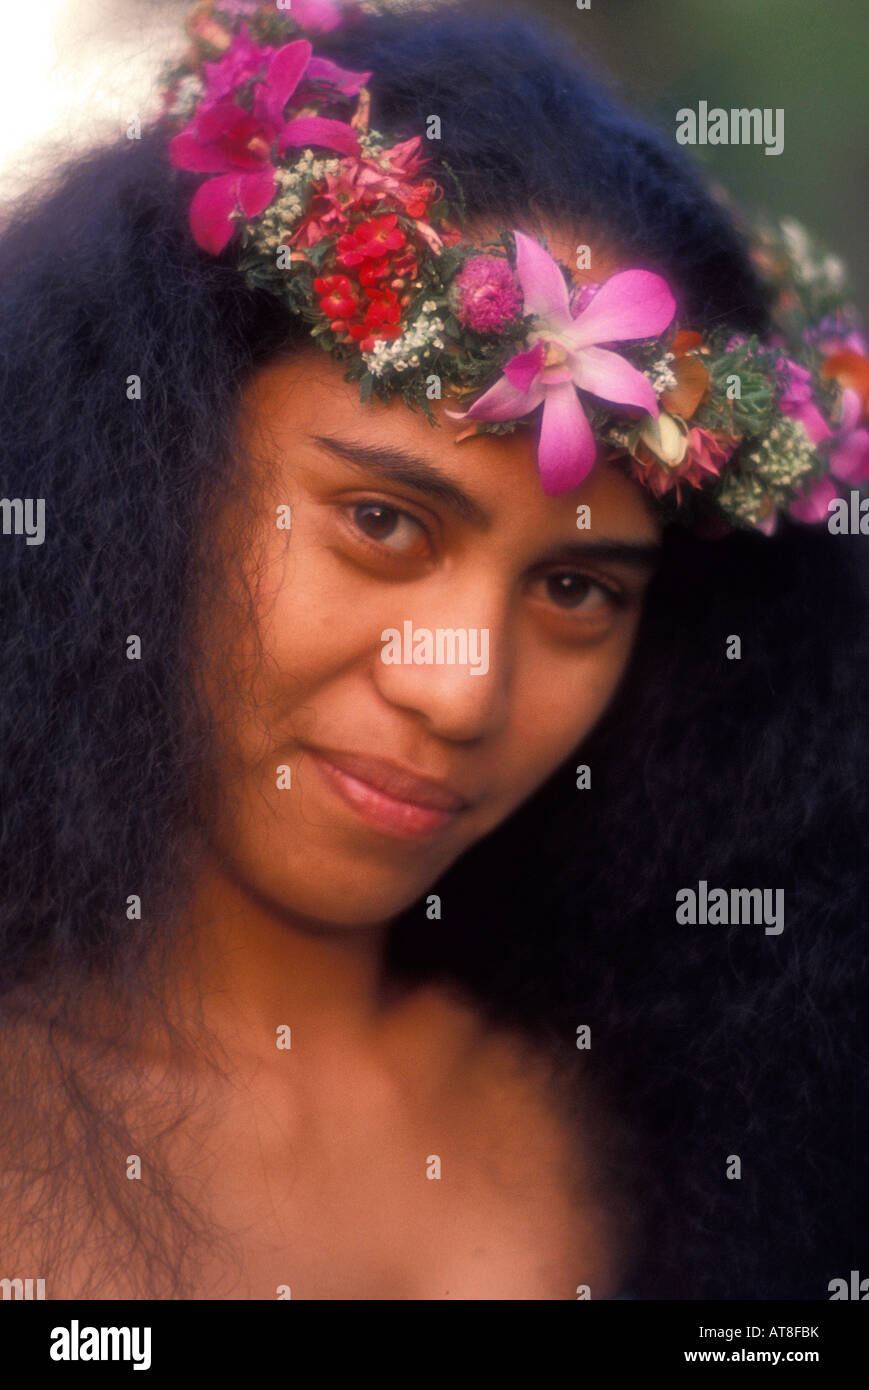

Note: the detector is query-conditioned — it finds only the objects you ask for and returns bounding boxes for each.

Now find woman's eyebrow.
[309,433,493,526]
[536,539,662,572]
[309,432,662,570]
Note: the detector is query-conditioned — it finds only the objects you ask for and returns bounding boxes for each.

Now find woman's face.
[199,342,661,928]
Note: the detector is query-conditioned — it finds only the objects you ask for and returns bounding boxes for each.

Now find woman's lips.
[305,748,467,839]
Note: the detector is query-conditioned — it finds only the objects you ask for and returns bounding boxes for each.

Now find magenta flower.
[778,357,832,446]
[448,231,676,495]
[200,24,274,109]
[170,38,366,254]
[453,255,523,333]
[304,55,371,97]
[789,386,869,522]
[170,101,282,254]
[294,0,347,32]
[249,41,366,142]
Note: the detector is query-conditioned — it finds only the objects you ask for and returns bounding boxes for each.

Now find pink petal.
[537,382,597,494]
[262,40,313,128]
[202,26,273,105]
[278,116,361,157]
[305,56,372,95]
[378,136,425,173]
[830,426,869,483]
[572,345,659,415]
[189,174,243,254]
[785,400,832,445]
[512,230,570,324]
[503,342,545,393]
[789,476,839,524]
[780,357,812,400]
[292,0,345,32]
[238,169,277,219]
[565,270,676,350]
[169,130,231,173]
[196,101,260,146]
[450,373,545,424]
[540,366,575,385]
[839,386,862,435]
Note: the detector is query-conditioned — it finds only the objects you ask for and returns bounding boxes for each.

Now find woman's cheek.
[251,532,357,671]
[506,639,635,798]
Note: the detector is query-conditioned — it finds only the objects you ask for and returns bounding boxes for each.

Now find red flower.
[357,257,390,286]
[289,137,443,254]
[337,214,406,266]
[311,205,423,351]
[314,274,361,321]
[345,287,403,352]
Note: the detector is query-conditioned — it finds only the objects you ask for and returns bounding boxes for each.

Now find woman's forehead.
[240,348,662,543]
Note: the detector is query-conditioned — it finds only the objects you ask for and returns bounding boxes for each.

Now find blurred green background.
[522,0,868,315]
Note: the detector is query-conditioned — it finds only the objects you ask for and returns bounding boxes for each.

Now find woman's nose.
[371,589,513,742]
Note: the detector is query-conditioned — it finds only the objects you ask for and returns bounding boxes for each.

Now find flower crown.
[160,0,869,534]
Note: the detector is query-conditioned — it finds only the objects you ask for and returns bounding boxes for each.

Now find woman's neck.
[164,853,396,1069]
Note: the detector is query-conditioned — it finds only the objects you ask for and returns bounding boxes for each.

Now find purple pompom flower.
[453,255,523,334]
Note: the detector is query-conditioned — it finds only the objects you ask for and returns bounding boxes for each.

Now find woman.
[0,0,865,1300]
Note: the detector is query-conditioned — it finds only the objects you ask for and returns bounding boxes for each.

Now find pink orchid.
[249,42,365,143]
[447,231,676,495]
[788,386,869,523]
[170,38,366,254]
[201,24,275,109]
[170,101,283,254]
[199,29,367,114]
[304,55,372,97]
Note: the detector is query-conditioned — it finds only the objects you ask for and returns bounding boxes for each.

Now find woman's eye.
[538,571,619,614]
[347,501,431,557]
[342,507,623,616]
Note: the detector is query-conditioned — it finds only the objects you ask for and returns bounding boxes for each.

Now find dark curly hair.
[0,0,864,1299]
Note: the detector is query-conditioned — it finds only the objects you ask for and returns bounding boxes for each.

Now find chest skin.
[0,987,625,1300]
[169,989,623,1300]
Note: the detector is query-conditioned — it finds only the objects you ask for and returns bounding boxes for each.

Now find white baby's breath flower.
[649,353,678,396]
